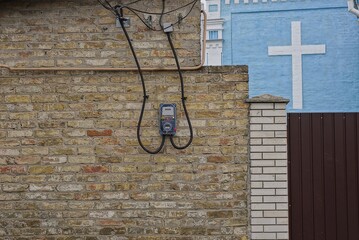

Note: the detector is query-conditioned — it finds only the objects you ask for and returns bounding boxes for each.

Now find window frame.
[208,30,219,40]
[208,4,218,12]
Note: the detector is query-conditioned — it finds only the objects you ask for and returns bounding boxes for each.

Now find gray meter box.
[159,103,176,136]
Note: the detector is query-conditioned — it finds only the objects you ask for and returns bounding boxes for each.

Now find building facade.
[204,0,224,66]
[220,0,359,112]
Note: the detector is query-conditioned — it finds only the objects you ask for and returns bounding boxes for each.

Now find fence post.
[246,94,290,240]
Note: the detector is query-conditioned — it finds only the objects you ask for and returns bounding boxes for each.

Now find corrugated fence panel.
[288,113,359,240]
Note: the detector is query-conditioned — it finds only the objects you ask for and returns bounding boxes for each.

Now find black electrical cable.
[122,7,161,31]
[167,0,197,28]
[159,0,165,30]
[124,0,198,16]
[165,32,193,150]
[115,9,166,154]
[123,0,199,31]
[97,0,194,152]
[121,0,143,7]
[103,0,115,10]
[112,0,144,9]
[99,0,155,30]
[98,0,116,14]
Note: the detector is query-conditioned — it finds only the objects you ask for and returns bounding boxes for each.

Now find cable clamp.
[181,97,187,101]
[113,6,122,17]
[163,23,174,33]
[114,6,129,23]
[144,95,149,99]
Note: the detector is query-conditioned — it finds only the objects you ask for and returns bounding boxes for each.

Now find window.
[209,30,218,40]
[208,4,218,12]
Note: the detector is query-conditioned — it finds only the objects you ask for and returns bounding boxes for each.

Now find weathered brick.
[38,138,63,146]
[57,184,84,192]
[28,166,55,174]
[2,183,29,192]
[87,129,112,137]
[29,184,55,192]
[82,165,109,173]
[14,156,41,165]
[32,95,57,103]
[49,147,77,155]
[22,147,48,155]
[8,130,33,138]
[68,156,96,164]
[86,183,112,191]
[207,156,233,163]
[0,149,20,156]
[68,120,94,128]
[34,130,61,138]
[5,95,31,103]
[9,112,37,120]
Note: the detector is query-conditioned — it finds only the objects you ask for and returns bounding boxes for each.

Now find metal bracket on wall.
[178,13,183,25]
[145,15,152,28]
[116,17,131,27]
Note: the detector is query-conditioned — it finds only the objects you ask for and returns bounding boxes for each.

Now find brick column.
[246,95,290,240]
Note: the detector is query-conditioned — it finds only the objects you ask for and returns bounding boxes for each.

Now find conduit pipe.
[348,0,359,17]
[0,10,207,72]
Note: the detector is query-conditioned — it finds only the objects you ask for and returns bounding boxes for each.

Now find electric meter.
[159,104,176,136]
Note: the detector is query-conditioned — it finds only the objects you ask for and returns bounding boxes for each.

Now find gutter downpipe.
[0,11,207,72]
[348,0,359,17]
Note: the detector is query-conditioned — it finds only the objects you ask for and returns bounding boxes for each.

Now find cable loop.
[118,10,166,154]
[97,0,195,153]
[166,32,193,150]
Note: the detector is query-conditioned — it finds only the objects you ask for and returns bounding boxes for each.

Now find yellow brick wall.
[0,0,201,68]
[0,0,249,238]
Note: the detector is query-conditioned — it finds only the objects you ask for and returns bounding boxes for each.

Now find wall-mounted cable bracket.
[178,13,183,25]
[145,15,153,28]
[163,23,173,33]
[116,17,131,27]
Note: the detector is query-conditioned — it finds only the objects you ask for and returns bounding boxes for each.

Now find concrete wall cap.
[246,94,290,103]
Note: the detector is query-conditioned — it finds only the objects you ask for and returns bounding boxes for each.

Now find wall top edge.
[224,0,343,5]
[246,94,290,103]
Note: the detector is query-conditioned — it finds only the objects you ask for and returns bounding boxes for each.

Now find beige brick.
[2,184,28,192]
[67,120,94,128]
[34,130,61,138]
[29,166,55,174]
[22,147,48,155]
[8,130,33,138]
[57,184,84,192]
[5,95,31,103]
[32,95,57,103]
[9,112,37,120]
[0,149,20,156]
[68,156,96,164]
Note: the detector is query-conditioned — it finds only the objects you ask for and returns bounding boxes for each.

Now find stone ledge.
[246,94,289,103]
[204,65,248,74]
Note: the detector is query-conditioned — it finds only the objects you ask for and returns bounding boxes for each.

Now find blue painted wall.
[221,0,359,112]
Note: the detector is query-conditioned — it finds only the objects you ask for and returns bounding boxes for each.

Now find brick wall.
[0,66,249,239]
[0,1,250,238]
[247,95,289,240]
[0,0,201,68]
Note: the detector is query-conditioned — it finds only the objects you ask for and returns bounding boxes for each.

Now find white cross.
[268,21,326,109]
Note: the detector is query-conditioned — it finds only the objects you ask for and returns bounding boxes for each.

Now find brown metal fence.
[288,113,359,240]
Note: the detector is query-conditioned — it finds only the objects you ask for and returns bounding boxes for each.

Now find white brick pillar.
[246,95,290,240]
